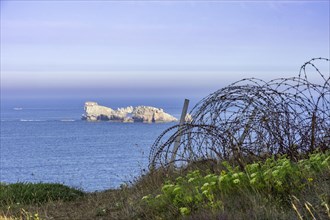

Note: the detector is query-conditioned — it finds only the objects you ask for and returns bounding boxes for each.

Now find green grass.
[1,151,329,219]
[0,183,84,206]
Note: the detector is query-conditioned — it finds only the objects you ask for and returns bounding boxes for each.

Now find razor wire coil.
[149,58,330,169]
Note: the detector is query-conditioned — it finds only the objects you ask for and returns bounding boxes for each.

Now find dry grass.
[1,159,329,220]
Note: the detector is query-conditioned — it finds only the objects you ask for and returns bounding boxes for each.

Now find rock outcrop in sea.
[82,102,178,123]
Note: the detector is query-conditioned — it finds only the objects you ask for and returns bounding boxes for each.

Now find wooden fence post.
[170,99,189,169]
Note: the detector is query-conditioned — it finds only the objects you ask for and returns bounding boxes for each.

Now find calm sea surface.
[0,98,186,192]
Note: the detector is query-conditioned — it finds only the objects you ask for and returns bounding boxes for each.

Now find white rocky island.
[82,102,178,123]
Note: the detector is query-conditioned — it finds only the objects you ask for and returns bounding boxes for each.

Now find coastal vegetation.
[142,150,330,219]
[0,150,329,220]
[0,183,84,207]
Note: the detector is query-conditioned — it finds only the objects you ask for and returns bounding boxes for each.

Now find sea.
[0,97,193,192]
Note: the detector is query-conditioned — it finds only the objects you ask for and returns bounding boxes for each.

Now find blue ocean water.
[0,98,186,192]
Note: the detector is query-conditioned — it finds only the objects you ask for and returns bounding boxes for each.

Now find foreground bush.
[142,151,330,219]
[0,183,84,206]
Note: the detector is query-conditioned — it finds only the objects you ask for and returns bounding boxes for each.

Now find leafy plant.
[142,151,330,217]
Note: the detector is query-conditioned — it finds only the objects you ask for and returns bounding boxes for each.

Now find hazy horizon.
[1,1,329,100]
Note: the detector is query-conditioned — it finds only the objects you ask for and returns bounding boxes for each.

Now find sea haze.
[0,97,185,191]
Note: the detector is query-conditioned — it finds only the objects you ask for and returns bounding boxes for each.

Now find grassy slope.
[1,152,329,220]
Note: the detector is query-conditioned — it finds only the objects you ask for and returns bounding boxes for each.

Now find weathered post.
[170,99,189,169]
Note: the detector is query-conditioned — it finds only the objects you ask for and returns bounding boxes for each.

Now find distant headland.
[82,101,178,123]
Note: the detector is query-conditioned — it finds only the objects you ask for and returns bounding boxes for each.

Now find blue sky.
[1,1,329,100]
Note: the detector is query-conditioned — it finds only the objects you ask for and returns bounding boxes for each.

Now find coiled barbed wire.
[149,58,330,169]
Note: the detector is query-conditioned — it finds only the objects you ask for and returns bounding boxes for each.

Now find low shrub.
[0,183,85,206]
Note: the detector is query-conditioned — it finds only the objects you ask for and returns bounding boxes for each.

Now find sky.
[1,0,329,101]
